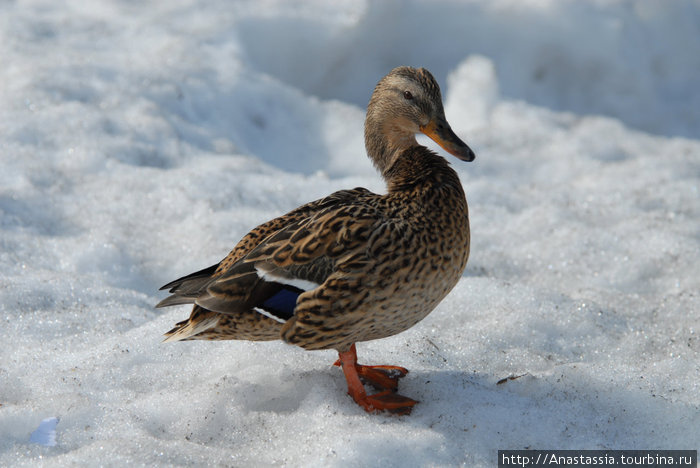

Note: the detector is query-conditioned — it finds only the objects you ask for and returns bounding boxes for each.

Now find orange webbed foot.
[336,344,418,415]
[332,361,409,391]
[355,390,418,415]
[357,364,409,391]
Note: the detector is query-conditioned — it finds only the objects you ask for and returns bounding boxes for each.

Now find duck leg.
[336,343,418,415]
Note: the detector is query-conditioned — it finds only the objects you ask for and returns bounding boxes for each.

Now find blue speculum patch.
[261,287,302,321]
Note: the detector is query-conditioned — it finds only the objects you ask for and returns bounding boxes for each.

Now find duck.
[156,66,475,415]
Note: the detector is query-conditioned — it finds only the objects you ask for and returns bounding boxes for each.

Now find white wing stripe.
[253,307,287,323]
[254,266,319,291]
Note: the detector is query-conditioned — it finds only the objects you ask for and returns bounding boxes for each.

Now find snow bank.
[1,0,698,466]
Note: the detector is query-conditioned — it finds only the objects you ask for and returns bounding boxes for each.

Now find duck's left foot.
[359,390,418,415]
[333,359,408,391]
[336,344,418,414]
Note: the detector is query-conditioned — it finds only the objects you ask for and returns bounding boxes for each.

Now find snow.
[1,0,699,466]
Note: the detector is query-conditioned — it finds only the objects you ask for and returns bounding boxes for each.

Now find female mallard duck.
[157,66,474,414]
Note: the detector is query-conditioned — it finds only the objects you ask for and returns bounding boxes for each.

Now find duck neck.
[381,146,462,194]
[364,112,419,178]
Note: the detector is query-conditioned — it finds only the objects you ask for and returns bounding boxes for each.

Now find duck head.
[364,66,475,174]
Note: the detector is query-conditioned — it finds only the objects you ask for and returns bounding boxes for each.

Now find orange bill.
[420,117,475,161]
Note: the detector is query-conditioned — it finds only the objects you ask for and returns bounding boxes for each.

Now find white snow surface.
[1,0,699,466]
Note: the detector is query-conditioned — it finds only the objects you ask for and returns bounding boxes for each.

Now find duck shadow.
[227,362,699,465]
[339,367,699,466]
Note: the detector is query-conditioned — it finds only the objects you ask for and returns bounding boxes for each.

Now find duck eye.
[403,90,413,100]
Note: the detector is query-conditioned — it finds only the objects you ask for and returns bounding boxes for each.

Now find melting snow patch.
[29,417,59,447]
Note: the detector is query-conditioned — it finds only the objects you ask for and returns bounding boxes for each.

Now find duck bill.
[420,118,475,161]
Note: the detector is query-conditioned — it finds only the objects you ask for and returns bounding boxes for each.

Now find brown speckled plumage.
[157,66,475,414]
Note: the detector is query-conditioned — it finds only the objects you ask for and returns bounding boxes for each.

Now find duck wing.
[156,187,376,323]
[191,197,382,319]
